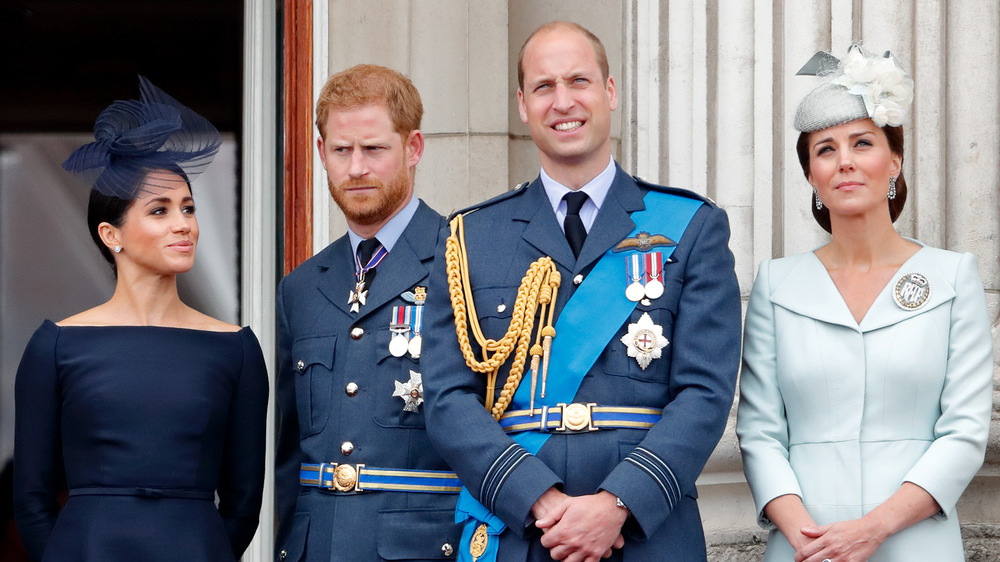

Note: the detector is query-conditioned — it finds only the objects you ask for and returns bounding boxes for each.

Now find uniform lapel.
[573,168,644,273]
[352,201,439,322]
[315,237,360,318]
[516,179,578,271]
[516,168,646,274]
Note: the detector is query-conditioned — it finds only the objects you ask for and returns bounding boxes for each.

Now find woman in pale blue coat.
[737,46,993,562]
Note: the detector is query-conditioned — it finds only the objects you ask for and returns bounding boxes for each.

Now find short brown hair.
[796,124,907,234]
[517,21,610,90]
[315,64,423,139]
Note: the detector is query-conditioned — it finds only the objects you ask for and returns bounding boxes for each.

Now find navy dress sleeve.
[217,328,270,558]
[13,321,64,562]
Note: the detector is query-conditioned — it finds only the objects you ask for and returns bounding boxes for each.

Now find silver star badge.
[393,370,424,412]
[620,312,669,370]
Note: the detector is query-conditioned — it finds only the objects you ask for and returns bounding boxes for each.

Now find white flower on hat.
[831,46,913,127]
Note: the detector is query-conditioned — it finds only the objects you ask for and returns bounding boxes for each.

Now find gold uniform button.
[573,274,584,285]
[341,441,354,455]
[345,382,359,396]
[296,360,305,372]
[350,326,364,340]
[441,542,454,556]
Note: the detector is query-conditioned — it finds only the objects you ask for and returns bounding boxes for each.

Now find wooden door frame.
[283,0,314,274]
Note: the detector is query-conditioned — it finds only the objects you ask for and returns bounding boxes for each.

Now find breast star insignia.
[393,370,424,412]
[620,312,669,370]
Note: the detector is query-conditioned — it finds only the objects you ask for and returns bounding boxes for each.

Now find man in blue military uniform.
[422,22,741,561]
[275,64,462,561]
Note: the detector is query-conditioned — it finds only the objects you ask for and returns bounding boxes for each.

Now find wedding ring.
[822,559,832,562]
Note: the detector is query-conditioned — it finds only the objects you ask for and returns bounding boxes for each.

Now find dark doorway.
[0,0,243,132]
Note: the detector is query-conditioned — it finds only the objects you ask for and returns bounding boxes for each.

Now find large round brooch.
[893,272,930,311]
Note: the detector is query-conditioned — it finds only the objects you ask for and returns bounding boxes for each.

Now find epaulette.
[447,180,533,221]
[631,175,718,207]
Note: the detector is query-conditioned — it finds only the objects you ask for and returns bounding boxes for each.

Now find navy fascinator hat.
[62,76,222,199]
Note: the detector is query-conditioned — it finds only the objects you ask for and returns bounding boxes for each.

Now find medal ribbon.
[626,253,644,284]
[645,252,662,284]
[455,189,704,562]
[412,305,423,334]
[355,244,388,279]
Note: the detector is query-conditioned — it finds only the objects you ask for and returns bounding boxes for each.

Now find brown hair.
[517,21,609,90]
[796,124,907,234]
[315,64,423,139]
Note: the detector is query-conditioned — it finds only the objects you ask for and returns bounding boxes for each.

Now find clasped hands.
[531,487,627,561]
[790,518,885,562]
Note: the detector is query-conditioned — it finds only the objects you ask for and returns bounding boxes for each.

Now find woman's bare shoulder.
[56,305,116,326]
[182,308,243,333]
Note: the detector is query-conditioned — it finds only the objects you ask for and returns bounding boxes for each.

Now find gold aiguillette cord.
[446,213,560,420]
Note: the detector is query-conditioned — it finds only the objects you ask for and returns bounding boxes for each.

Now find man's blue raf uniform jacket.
[275,200,462,561]
[421,165,741,561]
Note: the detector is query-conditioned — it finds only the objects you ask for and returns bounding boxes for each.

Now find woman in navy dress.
[13,77,269,561]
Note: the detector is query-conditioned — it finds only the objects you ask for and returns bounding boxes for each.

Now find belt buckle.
[319,463,365,492]
[556,402,597,432]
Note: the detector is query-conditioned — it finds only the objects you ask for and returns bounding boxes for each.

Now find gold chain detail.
[447,213,561,420]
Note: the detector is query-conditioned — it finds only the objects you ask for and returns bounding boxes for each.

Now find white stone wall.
[316,0,1000,552]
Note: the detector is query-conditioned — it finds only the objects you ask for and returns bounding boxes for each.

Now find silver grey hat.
[793,46,913,133]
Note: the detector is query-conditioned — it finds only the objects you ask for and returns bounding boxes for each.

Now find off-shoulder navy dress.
[13,320,269,561]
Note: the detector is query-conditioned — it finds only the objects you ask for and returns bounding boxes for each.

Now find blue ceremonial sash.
[456,189,703,562]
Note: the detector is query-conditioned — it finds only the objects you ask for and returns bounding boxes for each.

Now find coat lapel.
[770,246,956,333]
[859,247,956,332]
[770,253,859,330]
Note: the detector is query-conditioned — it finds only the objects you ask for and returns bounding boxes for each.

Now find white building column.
[241,0,278,559]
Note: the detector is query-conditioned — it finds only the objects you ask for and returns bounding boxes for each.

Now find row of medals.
[625,252,664,304]
[389,287,426,359]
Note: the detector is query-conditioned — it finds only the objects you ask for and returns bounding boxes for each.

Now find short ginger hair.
[315,64,423,139]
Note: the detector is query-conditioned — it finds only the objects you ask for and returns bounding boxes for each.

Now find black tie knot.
[357,238,381,264]
[563,191,588,216]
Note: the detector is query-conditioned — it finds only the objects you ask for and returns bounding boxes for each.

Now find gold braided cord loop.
[447,214,561,420]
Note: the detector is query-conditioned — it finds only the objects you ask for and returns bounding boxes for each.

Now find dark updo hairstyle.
[796,124,907,234]
[86,166,192,275]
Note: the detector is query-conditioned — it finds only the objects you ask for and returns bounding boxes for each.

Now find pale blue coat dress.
[737,245,992,561]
